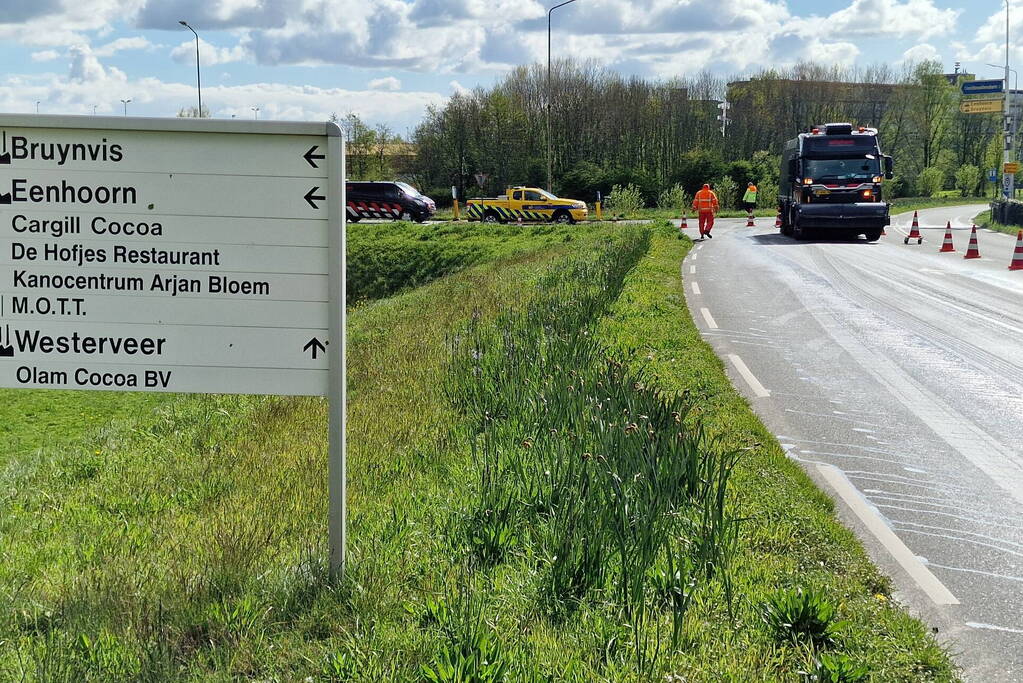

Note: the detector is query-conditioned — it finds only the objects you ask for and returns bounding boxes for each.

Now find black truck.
[778,123,894,241]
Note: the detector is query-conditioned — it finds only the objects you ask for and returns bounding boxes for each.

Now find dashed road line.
[700,307,718,329]
[692,281,701,295]
[816,463,960,606]
[690,265,696,275]
[727,353,770,397]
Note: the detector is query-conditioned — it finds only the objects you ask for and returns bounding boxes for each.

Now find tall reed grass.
[446,228,742,670]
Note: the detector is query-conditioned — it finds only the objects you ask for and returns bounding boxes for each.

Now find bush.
[712,175,739,210]
[954,165,981,197]
[671,150,727,195]
[916,167,945,197]
[657,184,689,212]
[605,183,645,216]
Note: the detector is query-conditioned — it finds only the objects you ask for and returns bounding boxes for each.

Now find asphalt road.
[683,205,1023,682]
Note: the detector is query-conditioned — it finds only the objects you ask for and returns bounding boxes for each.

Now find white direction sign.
[0,114,345,397]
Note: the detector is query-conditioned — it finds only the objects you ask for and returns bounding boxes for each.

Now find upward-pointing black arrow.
[304,186,326,210]
[303,145,325,168]
[0,131,10,165]
[304,337,327,359]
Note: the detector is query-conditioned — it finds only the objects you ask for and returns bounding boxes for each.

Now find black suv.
[345,181,436,223]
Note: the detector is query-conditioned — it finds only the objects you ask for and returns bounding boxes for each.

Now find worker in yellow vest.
[691,183,719,239]
[743,182,758,220]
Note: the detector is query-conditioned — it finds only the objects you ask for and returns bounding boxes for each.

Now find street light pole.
[251,106,260,120]
[179,21,203,116]
[547,0,578,193]
[120,98,131,116]
[1005,0,1015,199]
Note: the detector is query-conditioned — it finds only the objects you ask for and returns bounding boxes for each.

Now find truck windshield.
[805,158,880,181]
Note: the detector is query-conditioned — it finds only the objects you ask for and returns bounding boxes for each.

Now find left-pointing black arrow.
[304,186,326,210]
[303,145,325,168]
[304,337,327,359]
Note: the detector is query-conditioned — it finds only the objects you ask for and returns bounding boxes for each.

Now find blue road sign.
[989,168,999,182]
[962,79,1004,95]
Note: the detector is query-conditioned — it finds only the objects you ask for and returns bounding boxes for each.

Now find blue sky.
[0,1,1018,135]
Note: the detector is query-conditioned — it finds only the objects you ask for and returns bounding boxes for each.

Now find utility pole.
[544,0,576,192]
[717,101,730,137]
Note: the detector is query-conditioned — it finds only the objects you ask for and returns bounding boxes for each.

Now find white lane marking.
[727,354,770,397]
[692,281,701,295]
[816,463,960,606]
[691,252,698,260]
[700,307,719,329]
[966,622,1023,634]
[690,265,696,275]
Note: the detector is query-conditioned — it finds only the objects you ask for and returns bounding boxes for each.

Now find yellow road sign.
[1005,162,1021,174]
[960,98,1004,114]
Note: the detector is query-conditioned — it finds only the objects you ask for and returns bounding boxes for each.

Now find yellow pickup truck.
[465,187,588,224]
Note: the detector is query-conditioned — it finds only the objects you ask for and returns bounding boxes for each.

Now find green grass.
[347,220,594,302]
[889,196,989,216]
[0,220,958,680]
[592,222,958,680]
[973,211,1022,236]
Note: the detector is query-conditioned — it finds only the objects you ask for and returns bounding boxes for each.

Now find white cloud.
[171,38,249,66]
[901,43,942,65]
[31,50,60,62]
[94,36,154,57]
[450,80,469,95]
[368,76,402,91]
[0,48,447,132]
[786,0,959,41]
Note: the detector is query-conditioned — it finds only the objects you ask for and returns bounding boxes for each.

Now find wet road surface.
[684,205,1023,681]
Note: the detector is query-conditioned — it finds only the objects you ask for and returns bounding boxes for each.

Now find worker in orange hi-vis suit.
[691,183,720,239]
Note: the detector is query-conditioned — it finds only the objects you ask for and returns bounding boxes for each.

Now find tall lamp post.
[251,106,260,120]
[120,98,132,116]
[179,20,203,116]
[1003,0,1014,199]
[547,0,578,192]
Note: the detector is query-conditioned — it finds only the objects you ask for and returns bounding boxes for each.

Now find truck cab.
[778,123,894,241]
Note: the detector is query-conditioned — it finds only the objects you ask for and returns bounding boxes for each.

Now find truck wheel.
[347,215,361,223]
[400,210,413,222]
[792,213,810,241]
[864,230,882,242]
[552,210,574,224]
[483,210,502,224]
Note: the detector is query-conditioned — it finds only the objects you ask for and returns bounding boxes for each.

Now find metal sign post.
[0,113,348,574]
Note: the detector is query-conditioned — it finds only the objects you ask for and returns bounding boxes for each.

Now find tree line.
[343,59,1004,209]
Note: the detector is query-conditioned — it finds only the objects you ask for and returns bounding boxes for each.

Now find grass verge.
[593,221,959,680]
[889,196,989,216]
[973,211,1022,236]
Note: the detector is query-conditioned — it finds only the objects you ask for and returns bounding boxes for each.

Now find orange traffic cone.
[679,214,688,231]
[746,213,755,227]
[963,225,981,259]
[1009,230,1023,271]
[938,222,955,253]
[775,212,782,230]
[904,210,923,244]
